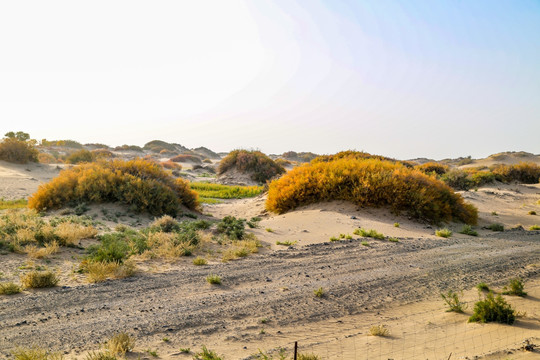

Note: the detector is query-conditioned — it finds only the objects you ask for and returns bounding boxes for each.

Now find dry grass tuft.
[105,332,135,355]
[83,260,136,283]
[26,241,59,259]
[20,270,59,288]
[369,324,390,337]
[11,347,64,360]
[0,282,22,295]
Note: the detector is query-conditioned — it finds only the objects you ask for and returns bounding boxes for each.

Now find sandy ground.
[0,160,540,359]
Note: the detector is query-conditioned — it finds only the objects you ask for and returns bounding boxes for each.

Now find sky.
[0,0,539,160]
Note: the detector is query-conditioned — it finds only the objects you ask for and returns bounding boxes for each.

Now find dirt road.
[1,230,539,358]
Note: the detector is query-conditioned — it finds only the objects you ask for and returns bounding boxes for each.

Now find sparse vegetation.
[476,282,490,292]
[276,240,297,246]
[487,223,504,232]
[0,198,28,210]
[388,237,399,242]
[84,351,117,360]
[194,346,223,360]
[170,154,202,164]
[529,224,540,230]
[354,228,384,240]
[394,222,400,228]
[369,324,390,337]
[206,274,221,285]
[441,290,466,312]
[529,210,537,215]
[459,225,478,236]
[361,241,370,246]
[0,282,21,295]
[469,292,516,324]
[105,332,134,355]
[314,287,325,298]
[11,347,64,360]
[20,270,59,288]
[218,150,285,183]
[28,158,199,215]
[415,162,449,176]
[266,156,478,224]
[502,278,527,297]
[435,228,452,238]
[193,256,208,266]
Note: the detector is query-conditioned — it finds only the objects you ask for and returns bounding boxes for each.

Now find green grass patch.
[435,228,452,238]
[190,182,264,203]
[0,198,28,210]
[354,228,384,240]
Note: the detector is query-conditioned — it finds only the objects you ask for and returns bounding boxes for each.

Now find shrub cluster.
[311,150,398,165]
[143,140,180,153]
[41,139,83,149]
[469,292,515,324]
[266,158,478,224]
[218,150,285,183]
[0,135,39,164]
[170,154,203,164]
[28,159,199,215]
[415,162,449,175]
[115,144,143,152]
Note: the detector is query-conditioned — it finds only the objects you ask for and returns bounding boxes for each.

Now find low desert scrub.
[41,139,83,149]
[194,346,223,360]
[441,290,466,312]
[388,237,399,242]
[190,182,264,201]
[115,144,143,152]
[354,228,384,240]
[222,238,261,262]
[435,228,452,238]
[487,223,504,232]
[82,260,136,283]
[217,216,246,240]
[170,154,202,164]
[276,240,297,246]
[206,274,221,285]
[84,351,117,360]
[311,150,397,164]
[502,278,527,296]
[369,324,390,337]
[193,256,208,265]
[297,354,321,360]
[105,332,134,355]
[54,222,98,245]
[26,241,59,259]
[394,222,400,227]
[38,152,57,164]
[361,241,370,246]
[314,287,325,298]
[218,150,285,183]
[529,224,540,230]
[20,270,59,288]
[0,282,22,295]
[11,347,64,360]
[0,132,39,164]
[476,282,490,292]
[161,160,182,170]
[266,157,478,224]
[469,292,516,324]
[491,162,540,184]
[529,210,537,215]
[28,158,199,216]
[459,224,478,236]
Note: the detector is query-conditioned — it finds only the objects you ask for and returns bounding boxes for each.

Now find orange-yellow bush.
[491,162,540,184]
[218,150,285,183]
[0,138,38,164]
[29,159,199,215]
[415,162,449,175]
[266,158,478,224]
[311,150,397,164]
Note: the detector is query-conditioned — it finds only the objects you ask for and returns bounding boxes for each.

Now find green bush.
[487,223,504,232]
[20,270,59,288]
[435,228,452,238]
[28,159,199,216]
[469,292,516,324]
[217,216,246,240]
[87,233,132,263]
[218,150,285,184]
[266,157,478,225]
[459,225,478,236]
[491,162,540,184]
[441,290,466,312]
[440,169,473,191]
[502,278,527,297]
[415,162,449,175]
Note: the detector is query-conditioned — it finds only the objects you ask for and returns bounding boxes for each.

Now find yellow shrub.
[414,162,449,175]
[266,158,478,224]
[491,162,540,184]
[28,159,199,215]
[38,152,57,164]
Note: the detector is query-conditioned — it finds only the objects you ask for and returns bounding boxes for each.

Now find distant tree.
[4,131,30,142]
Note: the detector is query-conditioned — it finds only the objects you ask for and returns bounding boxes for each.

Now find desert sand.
[0,155,539,359]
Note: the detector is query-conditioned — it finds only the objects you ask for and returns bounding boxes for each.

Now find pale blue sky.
[0,0,538,159]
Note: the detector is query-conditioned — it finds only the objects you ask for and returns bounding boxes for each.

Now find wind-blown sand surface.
[0,160,539,359]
